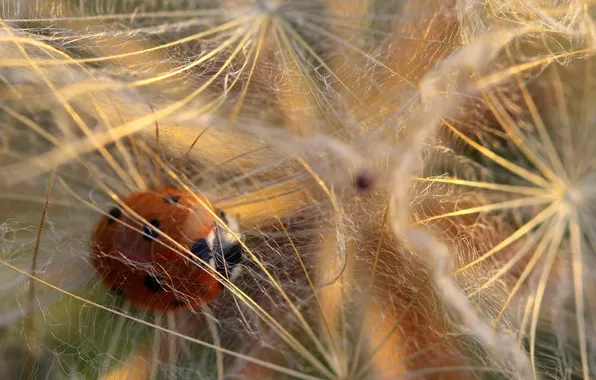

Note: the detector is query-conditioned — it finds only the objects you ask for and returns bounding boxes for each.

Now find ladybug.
[90,188,243,311]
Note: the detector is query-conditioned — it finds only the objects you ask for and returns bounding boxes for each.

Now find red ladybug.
[90,188,243,311]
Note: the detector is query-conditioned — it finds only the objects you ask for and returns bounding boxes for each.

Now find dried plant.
[0,1,594,379]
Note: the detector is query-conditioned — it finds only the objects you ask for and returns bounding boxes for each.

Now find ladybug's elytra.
[90,188,243,311]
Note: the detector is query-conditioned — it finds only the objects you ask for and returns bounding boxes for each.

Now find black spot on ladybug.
[144,274,163,293]
[107,207,121,224]
[164,194,180,205]
[171,299,186,308]
[190,238,211,263]
[143,219,160,241]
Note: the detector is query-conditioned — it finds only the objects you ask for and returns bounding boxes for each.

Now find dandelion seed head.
[2,0,595,379]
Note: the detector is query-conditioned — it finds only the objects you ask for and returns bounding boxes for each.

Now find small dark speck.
[164,195,180,205]
[107,207,121,224]
[355,170,374,191]
[144,274,164,293]
[143,219,160,240]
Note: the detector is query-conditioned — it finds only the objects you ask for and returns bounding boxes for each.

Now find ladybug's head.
[206,210,244,280]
